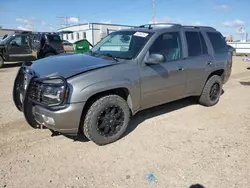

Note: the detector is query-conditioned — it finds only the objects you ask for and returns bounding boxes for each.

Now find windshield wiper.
[89,50,99,57]
[102,53,119,62]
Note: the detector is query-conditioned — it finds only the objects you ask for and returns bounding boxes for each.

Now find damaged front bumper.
[12,62,84,135]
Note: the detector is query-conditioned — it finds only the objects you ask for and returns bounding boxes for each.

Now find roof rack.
[183,25,216,31]
[14,30,32,34]
[14,31,60,35]
[57,30,73,34]
[33,32,58,35]
[137,23,182,29]
[135,23,216,31]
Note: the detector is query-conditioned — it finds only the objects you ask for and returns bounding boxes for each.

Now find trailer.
[227,42,250,56]
[57,23,135,46]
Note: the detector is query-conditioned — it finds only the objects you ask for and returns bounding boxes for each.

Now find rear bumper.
[33,103,85,134]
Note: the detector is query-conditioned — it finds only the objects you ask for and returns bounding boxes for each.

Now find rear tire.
[0,56,4,68]
[83,95,131,145]
[199,75,222,106]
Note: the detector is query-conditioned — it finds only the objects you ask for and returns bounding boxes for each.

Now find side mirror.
[10,41,18,46]
[145,53,165,65]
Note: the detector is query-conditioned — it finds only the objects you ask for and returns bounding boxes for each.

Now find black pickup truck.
[0,31,64,68]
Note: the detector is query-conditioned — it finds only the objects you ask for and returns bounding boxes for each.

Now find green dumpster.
[73,39,93,53]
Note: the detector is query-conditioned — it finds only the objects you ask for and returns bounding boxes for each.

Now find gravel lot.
[1,57,250,188]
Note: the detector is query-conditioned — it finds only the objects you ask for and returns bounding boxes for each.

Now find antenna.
[152,0,156,24]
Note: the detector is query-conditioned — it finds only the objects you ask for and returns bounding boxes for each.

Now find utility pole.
[57,16,69,28]
[152,0,156,23]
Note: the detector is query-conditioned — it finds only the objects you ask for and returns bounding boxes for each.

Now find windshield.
[90,30,153,59]
[0,35,14,45]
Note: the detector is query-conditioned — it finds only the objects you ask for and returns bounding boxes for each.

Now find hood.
[31,53,116,78]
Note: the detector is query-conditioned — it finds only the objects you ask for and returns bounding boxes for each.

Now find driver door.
[7,34,33,61]
[139,31,188,109]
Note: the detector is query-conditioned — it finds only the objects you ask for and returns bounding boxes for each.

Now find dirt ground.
[0,57,250,188]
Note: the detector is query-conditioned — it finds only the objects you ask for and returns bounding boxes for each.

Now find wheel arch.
[81,87,133,114]
[78,87,133,134]
[206,69,225,82]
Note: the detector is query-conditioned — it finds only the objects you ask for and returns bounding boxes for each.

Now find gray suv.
[13,23,232,145]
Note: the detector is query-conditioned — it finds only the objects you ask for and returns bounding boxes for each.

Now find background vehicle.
[62,40,74,53]
[0,31,64,68]
[13,23,232,145]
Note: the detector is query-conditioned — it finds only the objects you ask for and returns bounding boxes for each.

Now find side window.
[207,32,227,54]
[12,35,29,46]
[149,32,182,61]
[12,36,22,45]
[185,32,202,57]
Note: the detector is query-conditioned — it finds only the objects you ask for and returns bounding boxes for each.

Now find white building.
[57,23,135,45]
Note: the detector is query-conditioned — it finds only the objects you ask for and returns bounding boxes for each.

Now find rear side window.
[207,32,227,54]
[185,31,208,57]
[46,35,61,42]
[186,32,201,57]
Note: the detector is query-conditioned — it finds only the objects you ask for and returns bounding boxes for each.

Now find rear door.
[7,34,33,61]
[206,32,232,83]
[45,34,63,53]
[182,29,215,95]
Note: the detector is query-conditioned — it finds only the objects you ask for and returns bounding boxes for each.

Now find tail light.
[61,44,64,50]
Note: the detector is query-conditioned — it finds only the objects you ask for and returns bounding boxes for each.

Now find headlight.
[40,79,68,106]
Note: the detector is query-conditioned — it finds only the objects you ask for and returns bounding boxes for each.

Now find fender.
[71,78,141,113]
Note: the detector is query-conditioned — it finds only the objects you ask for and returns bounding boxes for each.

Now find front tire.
[83,95,131,145]
[0,56,4,68]
[199,75,222,106]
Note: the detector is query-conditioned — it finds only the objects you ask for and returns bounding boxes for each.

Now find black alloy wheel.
[97,105,124,137]
[199,75,222,107]
[83,95,131,145]
[209,82,220,101]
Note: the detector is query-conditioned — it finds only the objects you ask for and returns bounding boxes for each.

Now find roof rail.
[13,31,59,35]
[14,30,32,34]
[137,23,182,29]
[183,25,216,31]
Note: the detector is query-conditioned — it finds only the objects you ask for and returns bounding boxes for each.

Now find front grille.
[13,64,35,111]
[28,80,42,103]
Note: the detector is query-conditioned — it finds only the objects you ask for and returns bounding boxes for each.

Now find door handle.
[178,67,185,71]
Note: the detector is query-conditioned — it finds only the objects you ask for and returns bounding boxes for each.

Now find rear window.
[207,32,227,54]
[46,35,61,42]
